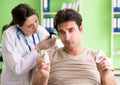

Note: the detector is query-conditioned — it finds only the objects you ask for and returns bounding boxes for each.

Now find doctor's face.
[18,14,38,36]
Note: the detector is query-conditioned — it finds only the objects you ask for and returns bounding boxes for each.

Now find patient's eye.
[58,30,65,35]
[69,28,75,33]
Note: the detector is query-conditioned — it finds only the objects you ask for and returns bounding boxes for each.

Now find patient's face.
[57,21,83,49]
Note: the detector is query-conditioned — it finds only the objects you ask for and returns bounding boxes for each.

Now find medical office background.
[0,0,120,74]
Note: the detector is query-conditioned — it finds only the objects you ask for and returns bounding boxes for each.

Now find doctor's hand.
[35,37,56,52]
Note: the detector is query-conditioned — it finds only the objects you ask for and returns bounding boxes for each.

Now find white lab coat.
[1,25,49,85]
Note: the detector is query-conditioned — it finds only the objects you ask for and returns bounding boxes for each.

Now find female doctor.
[1,3,56,85]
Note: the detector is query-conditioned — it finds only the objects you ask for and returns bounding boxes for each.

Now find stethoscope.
[16,27,40,51]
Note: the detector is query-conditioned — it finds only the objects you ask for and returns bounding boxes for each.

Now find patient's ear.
[79,25,83,32]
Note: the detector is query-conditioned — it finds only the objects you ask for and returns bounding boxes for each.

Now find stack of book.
[61,0,80,11]
[42,0,80,32]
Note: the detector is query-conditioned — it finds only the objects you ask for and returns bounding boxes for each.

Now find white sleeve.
[37,25,49,41]
[1,30,39,75]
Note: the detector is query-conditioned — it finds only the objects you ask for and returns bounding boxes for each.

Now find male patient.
[32,9,116,85]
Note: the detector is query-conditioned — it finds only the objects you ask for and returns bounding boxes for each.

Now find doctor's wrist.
[35,45,42,53]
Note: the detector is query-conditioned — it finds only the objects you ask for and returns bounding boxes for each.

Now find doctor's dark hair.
[54,9,82,31]
[8,3,37,27]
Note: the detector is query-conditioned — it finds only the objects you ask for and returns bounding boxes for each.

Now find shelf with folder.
[40,0,80,33]
[111,0,120,69]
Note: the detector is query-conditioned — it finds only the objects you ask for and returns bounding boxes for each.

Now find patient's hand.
[36,57,50,79]
[96,56,111,76]
[95,56,116,85]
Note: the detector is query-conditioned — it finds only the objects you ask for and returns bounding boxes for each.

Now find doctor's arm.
[1,31,55,75]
